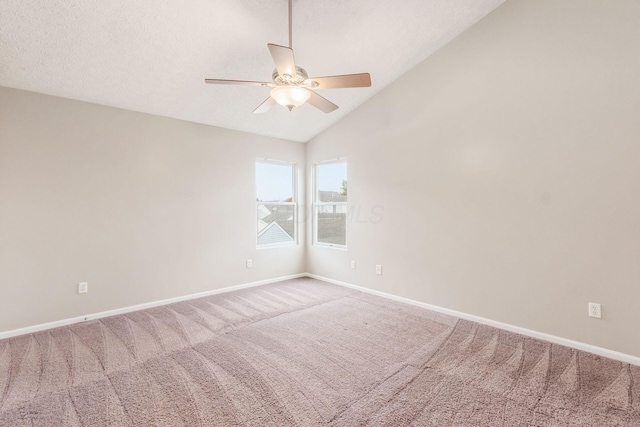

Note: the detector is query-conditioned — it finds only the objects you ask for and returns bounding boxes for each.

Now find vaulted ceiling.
[0,0,504,142]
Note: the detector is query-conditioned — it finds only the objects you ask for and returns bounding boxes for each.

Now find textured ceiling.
[0,0,504,142]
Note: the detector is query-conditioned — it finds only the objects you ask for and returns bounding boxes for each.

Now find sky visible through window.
[318,162,347,194]
[256,162,293,202]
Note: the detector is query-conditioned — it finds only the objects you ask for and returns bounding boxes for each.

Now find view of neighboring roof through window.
[256,161,296,247]
[314,161,347,248]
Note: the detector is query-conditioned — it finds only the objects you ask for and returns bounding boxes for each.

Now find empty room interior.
[1,0,640,425]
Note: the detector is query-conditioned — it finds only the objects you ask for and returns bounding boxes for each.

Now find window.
[314,160,347,248]
[256,160,296,247]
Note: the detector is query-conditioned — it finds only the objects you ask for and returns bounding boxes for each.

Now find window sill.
[313,243,347,251]
[256,242,298,250]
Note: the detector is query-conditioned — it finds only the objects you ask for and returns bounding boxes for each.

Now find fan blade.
[205,79,273,87]
[307,91,338,113]
[306,73,371,89]
[253,96,277,114]
[267,43,297,77]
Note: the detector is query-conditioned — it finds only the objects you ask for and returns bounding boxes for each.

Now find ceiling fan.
[204,0,371,114]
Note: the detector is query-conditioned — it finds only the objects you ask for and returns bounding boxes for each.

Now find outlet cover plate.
[588,302,601,319]
[78,282,88,294]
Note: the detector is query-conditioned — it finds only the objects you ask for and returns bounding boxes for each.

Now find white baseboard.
[0,273,306,340]
[304,273,640,367]
[4,272,639,367]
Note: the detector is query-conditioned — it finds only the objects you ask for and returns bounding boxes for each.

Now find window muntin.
[314,160,347,248]
[256,161,296,247]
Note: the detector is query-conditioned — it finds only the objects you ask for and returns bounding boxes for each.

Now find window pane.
[256,162,293,202]
[258,204,295,245]
[317,162,347,202]
[316,204,346,246]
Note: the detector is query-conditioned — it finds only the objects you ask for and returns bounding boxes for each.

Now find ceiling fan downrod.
[288,0,293,49]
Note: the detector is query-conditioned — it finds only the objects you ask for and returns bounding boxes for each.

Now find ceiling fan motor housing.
[272,66,310,86]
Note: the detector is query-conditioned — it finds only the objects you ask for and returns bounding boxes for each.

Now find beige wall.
[0,87,305,331]
[306,0,640,357]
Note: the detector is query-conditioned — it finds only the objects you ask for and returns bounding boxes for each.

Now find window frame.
[313,159,348,250]
[255,159,297,249]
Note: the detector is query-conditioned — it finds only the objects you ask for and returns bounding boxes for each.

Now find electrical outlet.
[78,282,88,294]
[246,259,252,268]
[376,265,382,275]
[588,302,601,319]
[350,261,356,269]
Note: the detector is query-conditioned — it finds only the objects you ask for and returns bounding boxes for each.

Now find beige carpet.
[1,277,638,426]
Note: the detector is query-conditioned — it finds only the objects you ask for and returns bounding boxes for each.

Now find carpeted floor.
[1,278,638,426]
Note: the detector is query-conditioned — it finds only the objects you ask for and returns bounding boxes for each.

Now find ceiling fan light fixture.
[204,0,370,115]
[270,86,310,110]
